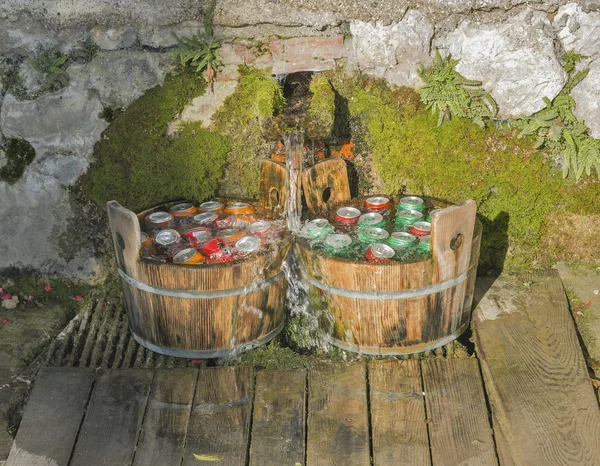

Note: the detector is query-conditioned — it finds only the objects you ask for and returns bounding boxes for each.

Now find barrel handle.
[431,199,477,283]
[107,201,141,279]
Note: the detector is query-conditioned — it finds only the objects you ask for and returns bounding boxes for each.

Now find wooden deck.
[6,271,600,466]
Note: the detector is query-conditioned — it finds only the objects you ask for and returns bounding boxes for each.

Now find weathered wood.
[259,159,288,213]
[369,360,430,466]
[284,130,304,232]
[6,368,95,466]
[307,362,370,466]
[295,196,482,354]
[302,158,351,214]
[422,358,497,466]
[472,270,600,466]
[70,369,153,466]
[249,370,306,466]
[133,369,198,466]
[107,200,141,278]
[182,367,254,466]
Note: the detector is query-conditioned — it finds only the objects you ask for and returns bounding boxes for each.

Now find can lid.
[155,229,180,246]
[307,218,329,229]
[173,248,198,264]
[358,212,384,225]
[140,232,149,243]
[193,212,218,224]
[370,243,395,259]
[400,196,424,207]
[219,228,240,238]
[146,211,173,223]
[366,196,390,205]
[365,227,390,240]
[325,234,352,249]
[236,235,261,253]
[336,207,361,219]
[170,202,194,212]
[199,201,224,211]
[397,209,423,221]
[227,202,250,209]
[420,235,431,245]
[412,221,431,232]
[248,220,271,233]
[391,231,417,243]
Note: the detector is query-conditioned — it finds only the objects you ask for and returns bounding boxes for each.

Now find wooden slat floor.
[6,271,600,466]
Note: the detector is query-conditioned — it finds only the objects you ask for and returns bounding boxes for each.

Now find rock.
[435,8,567,117]
[70,50,173,108]
[138,20,204,48]
[90,25,137,50]
[570,58,600,139]
[554,3,600,58]
[349,10,434,87]
[14,60,45,98]
[1,295,18,310]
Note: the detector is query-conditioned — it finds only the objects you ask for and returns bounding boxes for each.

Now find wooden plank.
[369,360,430,466]
[249,370,306,466]
[6,368,95,466]
[258,159,288,213]
[133,369,198,466]
[302,158,351,215]
[422,358,497,466]
[182,366,254,466]
[473,270,600,465]
[306,362,370,466]
[70,369,153,466]
[106,200,141,278]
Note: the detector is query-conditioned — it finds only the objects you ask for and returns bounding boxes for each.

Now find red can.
[183,227,212,247]
[364,196,391,211]
[409,221,431,237]
[335,206,361,224]
[365,243,395,262]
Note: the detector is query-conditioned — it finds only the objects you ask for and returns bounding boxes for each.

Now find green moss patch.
[84,70,229,212]
[305,74,336,140]
[213,66,285,198]
[0,138,35,185]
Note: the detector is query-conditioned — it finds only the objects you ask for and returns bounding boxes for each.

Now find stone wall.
[0,0,598,277]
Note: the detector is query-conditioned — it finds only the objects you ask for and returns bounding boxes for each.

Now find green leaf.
[193,453,223,461]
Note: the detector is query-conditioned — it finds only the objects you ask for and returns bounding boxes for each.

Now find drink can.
[335,207,361,224]
[235,235,261,255]
[359,227,390,243]
[193,212,218,226]
[365,243,395,261]
[154,229,181,247]
[248,220,271,236]
[218,228,244,245]
[172,248,205,264]
[224,202,255,215]
[182,227,212,247]
[140,232,153,248]
[145,211,174,230]
[169,202,197,218]
[417,235,431,253]
[398,196,425,212]
[324,234,352,251]
[201,238,226,256]
[300,218,333,241]
[198,201,225,213]
[232,214,256,227]
[426,208,442,223]
[395,209,423,228]
[364,196,391,211]
[409,221,431,237]
[388,231,418,248]
[357,212,385,229]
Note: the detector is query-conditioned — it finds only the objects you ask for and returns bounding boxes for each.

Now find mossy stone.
[305,74,336,140]
[0,138,35,185]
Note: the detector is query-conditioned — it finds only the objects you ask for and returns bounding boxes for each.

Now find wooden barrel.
[295,199,481,355]
[107,201,291,358]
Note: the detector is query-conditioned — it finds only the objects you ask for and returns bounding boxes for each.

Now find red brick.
[282,36,346,62]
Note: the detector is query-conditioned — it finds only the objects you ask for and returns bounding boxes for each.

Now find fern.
[417,50,498,127]
[512,49,600,181]
[29,50,70,92]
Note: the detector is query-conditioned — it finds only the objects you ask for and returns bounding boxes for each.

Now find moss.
[305,74,336,140]
[213,66,285,198]
[223,339,315,370]
[0,138,36,184]
[327,71,571,272]
[562,177,600,215]
[84,70,229,211]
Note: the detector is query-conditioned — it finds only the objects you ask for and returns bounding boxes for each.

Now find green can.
[358,227,390,244]
[323,234,353,256]
[395,209,424,228]
[300,218,334,241]
[357,212,386,229]
[388,231,418,248]
[426,208,442,223]
[398,196,425,212]
[417,235,431,253]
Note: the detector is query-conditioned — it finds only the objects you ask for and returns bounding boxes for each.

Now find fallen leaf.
[424,418,433,424]
[1,293,13,300]
[70,295,83,301]
[589,378,600,389]
[103,301,109,307]
[573,301,592,311]
[193,453,223,461]
[44,285,52,292]
[593,290,599,295]
[25,296,33,303]
[190,359,204,364]
[1,319,10,325]
[574,311,584,317]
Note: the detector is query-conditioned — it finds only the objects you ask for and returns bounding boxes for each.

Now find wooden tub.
[295,199,481,355]
[107,201,291,358]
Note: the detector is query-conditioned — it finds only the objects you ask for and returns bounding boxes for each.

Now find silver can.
[235,235,261,254]
[325,234,352,249]
[154,229,181,246]
[193,211,218,225]
[199,201,224,212]
[363,227,390,241]
[368,243,395,260]
[248,220,271,234]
